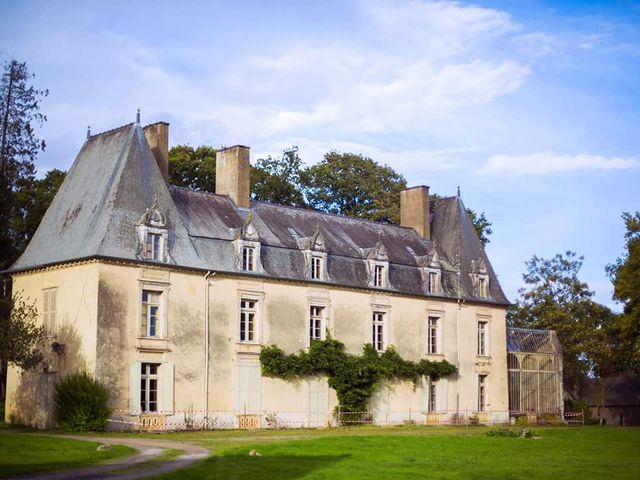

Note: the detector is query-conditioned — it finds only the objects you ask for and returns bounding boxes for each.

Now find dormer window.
[374,265,385,287]
[478,276,489,298]
[242,246,256,271]
[311,255,323,280]
[471,258,490,299]
[427,270,440,294]
[137,196,169,263]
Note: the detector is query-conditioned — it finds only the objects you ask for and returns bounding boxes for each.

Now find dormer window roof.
[365,234,389,289]
[298,223,328,281]
[136,196,169,263]
[234,213,262,273]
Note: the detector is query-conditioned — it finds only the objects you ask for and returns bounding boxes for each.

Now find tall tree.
[168,145,216,192]
[606,211,640,373]
[508,251,620,396]
[251,146,306,207]
[466,208,493,246]
[301,151,407,224]
[0,60,48,270]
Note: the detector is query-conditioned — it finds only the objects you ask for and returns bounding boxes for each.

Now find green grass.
[0,432,135,478]
[147,426,640,480]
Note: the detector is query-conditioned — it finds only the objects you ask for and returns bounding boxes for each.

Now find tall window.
[242,246,255,271]
[141,290,161,337]
[477,321,487,356]
[42,288,57,335]
[428,271,439,293]
[372,311,385,351]
[374,265,385,287]
[240,298,257,342]
[140,363,160,412]
[310,306,324,341]
[478,276,488,297]
[478,375,487,412]
[145,233,162,261]
[427,316,439,354]
[311,256,322,280]
[428,378,437,412]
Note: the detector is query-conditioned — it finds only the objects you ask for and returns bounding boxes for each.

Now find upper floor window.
[43,288,57,335]
[427,316,440,354]
[141,290,161,337]
[242,246,256,272]
[240,298,258,342]
[478,276,489,298]
[477,321,488,356]
[137,197,169,263]
[374,265,385,288]
[310,305,325,341]
[427,271,440,294]
[478,374,487,412]
[372,311,386,351]
[140,362,160,412]
[311,256,323,280]
[145,233,162,261]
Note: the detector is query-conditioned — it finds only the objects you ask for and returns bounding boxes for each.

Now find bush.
[565,399,592,422]
[514,415,529,427]
[54,372,112,431]
[486,428,520,437]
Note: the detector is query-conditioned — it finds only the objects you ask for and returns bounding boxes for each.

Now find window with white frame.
[145,232,162,261]
[428,378,437,412]
[478,275,489,298]
[311,256,322,280]
[478,374,487,412]
[427,271,440,293]
[141,290,162,337]
[372,311,386,351]
[242,246,256,272]
[374,265,385,287]
[240,298,258,342]
[140,362,160,412]
[42,288,57,335]
[427,316,440,354]
[477,321,488,356]
[310,305,325,341]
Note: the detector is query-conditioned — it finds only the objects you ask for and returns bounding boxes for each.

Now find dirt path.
[9,435,210,480]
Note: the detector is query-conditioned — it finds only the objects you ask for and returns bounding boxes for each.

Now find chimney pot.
[400,186,430,240]
[216,145,250,208]
[143,122,170,184]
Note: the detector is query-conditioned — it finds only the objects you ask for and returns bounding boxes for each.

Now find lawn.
[147,426,640,480]
[0,431,134,478]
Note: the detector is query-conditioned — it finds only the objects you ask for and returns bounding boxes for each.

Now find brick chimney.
[216,145,250,208]
[400,186,430,240]
[143,122,170,184]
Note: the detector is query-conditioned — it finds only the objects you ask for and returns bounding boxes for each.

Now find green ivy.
[260,335,457,414]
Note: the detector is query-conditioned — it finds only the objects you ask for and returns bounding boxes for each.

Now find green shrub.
[565,399,592,422]
[54,372,112,432]
[486,428,520,437]
[515,415,529,427]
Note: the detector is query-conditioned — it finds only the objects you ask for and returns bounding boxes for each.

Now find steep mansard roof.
[9,123,509,306]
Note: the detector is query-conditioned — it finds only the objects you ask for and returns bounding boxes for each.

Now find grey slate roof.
[9,122,509,306]
[506,328,562,354]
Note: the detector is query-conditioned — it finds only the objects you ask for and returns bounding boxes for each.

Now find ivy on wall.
[260,335,457,414]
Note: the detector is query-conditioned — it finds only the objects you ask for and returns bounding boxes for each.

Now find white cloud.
[478,153,640,175]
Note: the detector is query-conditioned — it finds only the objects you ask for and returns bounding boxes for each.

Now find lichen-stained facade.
[5,120,512,429]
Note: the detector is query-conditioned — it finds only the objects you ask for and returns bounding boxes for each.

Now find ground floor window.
[140,362,160,412]
[478,374,487,412]
[372,311,385,351]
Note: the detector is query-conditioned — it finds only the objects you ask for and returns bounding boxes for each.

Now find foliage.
[514,415,529,427]
[168,145,217,192]
[507,251,621,395]
[564,398,592,421]
[301,151,407,224]
[0,292,45,400]
[0,60,48,270]
[260,335,456,414]
[466,208,493,246]
[606,211,640,373]
[53,372,112,431]
[251,147,306,207]
[485,428,520,437]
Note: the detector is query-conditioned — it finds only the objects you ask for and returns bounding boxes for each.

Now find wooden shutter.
[471,374,479,412]
[437,378,449,413]
[160,362,175,414]
[129,362,141,414]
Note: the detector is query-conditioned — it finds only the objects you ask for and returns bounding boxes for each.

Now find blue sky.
[1,0,638,307]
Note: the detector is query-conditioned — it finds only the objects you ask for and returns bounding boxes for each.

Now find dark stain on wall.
[265,297,305,352]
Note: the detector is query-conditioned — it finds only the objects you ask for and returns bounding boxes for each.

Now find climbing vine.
[260,335,457,415]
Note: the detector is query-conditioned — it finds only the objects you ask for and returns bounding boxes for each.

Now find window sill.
[425,353,445,358]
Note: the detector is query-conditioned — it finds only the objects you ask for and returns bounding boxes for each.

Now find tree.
[466,208,493,246]
[168,145,216,192]
[0,60,48,270]
[12,168,66,255]
[301,151,407,223]
[606,211,640,373]
[0,293,45,400]
[251,147,306,207]
[508,251,620,396]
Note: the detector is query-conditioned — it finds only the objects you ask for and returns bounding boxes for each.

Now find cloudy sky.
[1,0,638,307]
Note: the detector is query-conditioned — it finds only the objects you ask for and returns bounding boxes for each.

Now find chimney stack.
[216,145,250,208]
[400,186,430,240]
[143,122,170,184]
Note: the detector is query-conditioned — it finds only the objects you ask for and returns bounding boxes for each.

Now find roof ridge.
[87,122,135,140]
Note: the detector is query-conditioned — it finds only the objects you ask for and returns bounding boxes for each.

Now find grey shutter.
[160,362,175,414]
[129,362,141,414]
